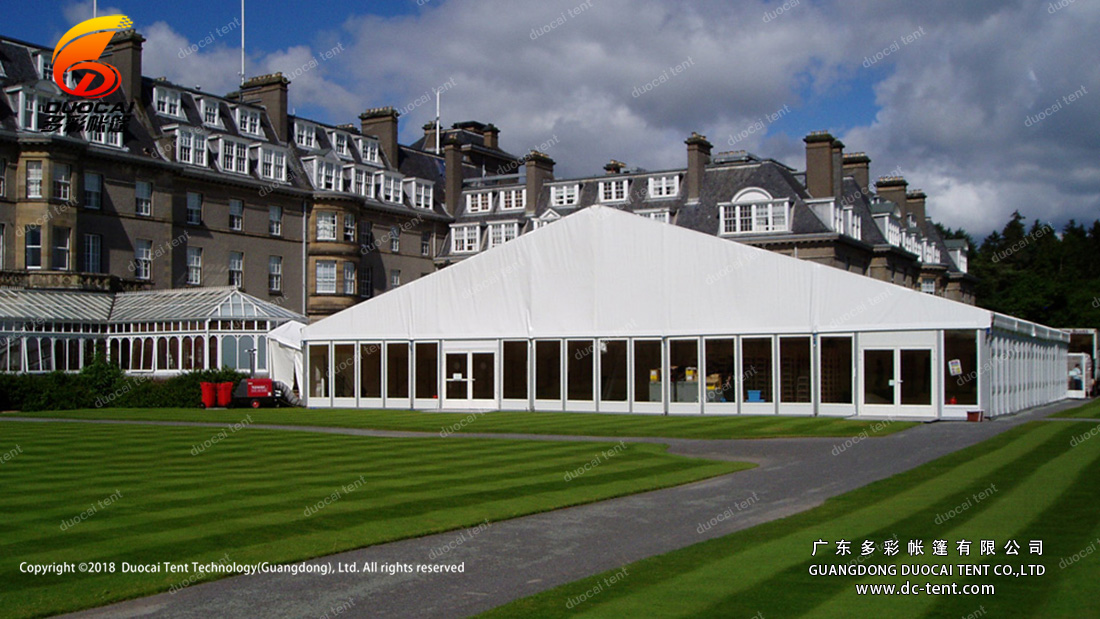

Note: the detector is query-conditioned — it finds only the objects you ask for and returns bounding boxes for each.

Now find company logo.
[52,15,133,98]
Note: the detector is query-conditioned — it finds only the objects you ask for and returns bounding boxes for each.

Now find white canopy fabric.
[305,206,1016,342]
[268,320,306,389]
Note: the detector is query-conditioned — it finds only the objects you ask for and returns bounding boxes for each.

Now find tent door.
[444,351,496,408]
[861,347,934,417]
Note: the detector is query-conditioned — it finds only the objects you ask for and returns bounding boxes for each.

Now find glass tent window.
[567,340,594,401]
[308,344,329,398]
[387,343,409,399]
[820,337,853,404]
[944,330,978,405]
[742,338,773,403]
[600,340,628,402]
[359,343,382,398]
[535,341,561,400]
[334,344,355,398]
[704,339,736,403]
[502,341,528,400]
[415,343,438,399]
[779,337,811,403]
[633,340,662,403]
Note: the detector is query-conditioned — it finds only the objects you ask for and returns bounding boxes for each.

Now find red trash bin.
[216,382,235,408]
[200,382,216,409]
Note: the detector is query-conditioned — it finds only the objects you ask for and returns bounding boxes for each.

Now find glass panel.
[820,337,853,404]
[944,330,978,405]
[670,339,699,403]
[182,337,194,371]
[334,344,355,398]
[472,353,494,400]
[446,353,468,400]
[633,340,662,403]
[502,341,528,400]
[223,336,238,370]
[535,341,561,400]
[600,340,628,402]
[167,336,180,370]
[567,340,594,401]
[208,336,217,369]
[359,343,382,398]
[741,338,773,403]
[308,344,329,398]
[901,349,932,405]
[386,343,409,399]
[864,350,894,405]
[142,337,153,370]
[779,337,811,403]
[415,343,438,399]
[704,339,736,404]
[194,337,205,370]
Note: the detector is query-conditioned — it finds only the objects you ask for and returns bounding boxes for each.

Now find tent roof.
[304,206,1063,342]
[268,319,306,351]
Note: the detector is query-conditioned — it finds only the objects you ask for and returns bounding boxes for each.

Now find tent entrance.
[861,347,935,417]
[444,351,496,408]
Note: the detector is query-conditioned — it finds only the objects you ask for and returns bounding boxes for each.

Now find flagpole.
[240,0,246,85]
[435,88,441,154]
[93,0,97,18]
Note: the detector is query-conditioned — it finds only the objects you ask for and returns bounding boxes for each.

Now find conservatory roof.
[0,288,114,323]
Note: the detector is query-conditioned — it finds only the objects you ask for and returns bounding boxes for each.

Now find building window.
[412,181,433,209]
[186,247,203,285]
[452,225,479,254]
[378,174,402,203]
[648,175,679,198]
[333,133,349,157]
[488,222,518,248]
[269,205,283,236]
[25,225,42,269]
[350,168,371,197]
[261,149,287,181]
[84,173,102,209]
[53,163,71,201]
[51,227,70,270]
[921,278,936,294]
[361,267,373,298]
[87,124,123,147]
[0,224,5,270]
[295,123,315,149]
[360,138,380,163]
[343,262,356,295]
[599,179,628,203]
[720,201,790,234]
[236,108,261,135]
[154,88,181,116]
[134,239,152,280]
[316,212,337,241]
[550,184,579,206]
[0,158,5,196]
[344,215,356,242]
[466,191,493,213]
[421,232,432,256]
[360,221,374,249]
[390,226,400,253]
[83,234,102,273]
[186,192,203,225]
[390,269,401,288]
[314,160,337,191]
[201,99,219,125]
[135,181,152,216]
[26,161,42,198]
[268,256,283,292]
[499,188,526,210]
[177,129,208,166]
[220,139,249,174]
[316,260,337,294]
[229,200,244,231]
[228,251,243,288]
[640,210,670,223]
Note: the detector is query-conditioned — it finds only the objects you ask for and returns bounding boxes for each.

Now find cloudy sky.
[13,0,1100,236]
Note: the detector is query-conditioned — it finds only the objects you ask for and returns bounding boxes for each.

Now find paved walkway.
[2,401,1081,619]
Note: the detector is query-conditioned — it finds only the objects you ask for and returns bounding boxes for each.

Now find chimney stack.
[906,190,927,227]
[604,159,626,175]
[843,152,872,198]
[483,124,500,150]
[240,73,290,141]
[360,107,400,167]
[525,151,555,217]
[804,131,837,199]
[685,132,712,204]
[443,139,464,216]
[104,29,145,104]
[831,138,845,201]
[875,176,909,220]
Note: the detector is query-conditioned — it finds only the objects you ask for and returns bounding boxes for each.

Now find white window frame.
[358,138,380,164]
[295,123,316,149]
[84,173,102,209]
[135,181,152,216]
[316,212,337,241]
[87,124,123,147]
[550,184,579,207]
[361,267,373,298]
[314,160,338,191]
[53,163,71,201]
[52,226,70,270]
[451,225,480,254]
[154,88,181,117]
[377,172,403,203]
[349,167,371,197]
[316,260,337,294]
[269,205,283,236]
[83,233,102,273]
[135,239,152,280]
[390,226,400,253]
[186,247,203,285]
[24,225,42,269]
[921,278,936,294]
[0,158,5,197]
[390,269,401,289]
[26,161,42,198]
[186,192,203,225]
[499,188,526,211]
[177,129,208,166]
[229,199,244,231]
[599,179,629,203]
[236,108,262,136]
[228,251,244,288]
[260,148,287,181]
[421,232,432,256]
[719,200,791,235]
[406,179,434,209]
[268,255,283,292]
[344,214,356,242]
[332,132,350,157]
[343,262,356,295]
[639,209,670,223]
[466,191,493,213]
[648,175,679,199]
[220,138,249,174]
[201,99,220,126]
[487,222,519,248]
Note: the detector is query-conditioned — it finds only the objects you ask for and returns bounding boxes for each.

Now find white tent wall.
[302,207,1070,418]
[267,320,306,391]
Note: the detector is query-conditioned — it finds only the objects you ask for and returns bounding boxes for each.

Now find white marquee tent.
[303,206,1069,419]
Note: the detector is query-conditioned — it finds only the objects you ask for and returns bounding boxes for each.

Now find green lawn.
[483,420,1100,618]
[1051,398,1100,418]
[0,422,747,618]
[8,407,917,440]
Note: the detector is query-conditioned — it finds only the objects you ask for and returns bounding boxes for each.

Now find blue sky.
[6,1,1099,236]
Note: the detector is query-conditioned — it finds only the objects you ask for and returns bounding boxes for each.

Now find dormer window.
[86,125,123,147]
[295,123,316,149]
[452,225,480,254]
[176,129,207,166]
[358,138,380,164]
[333,133,350,157]
[201,99,220,125]
[376,172,403,203]
[34,52,53,80]
[466,191,493,213]
[219,138,249,174]
[499,188,526,210]
[260,148,287,181]
[406,179,434,209]
[599,179,629,203]
[314,160,338,191]
[550,184,579,206]
[12,90,62,133]
[648,175,679,198]
[154,88,181,117]
[639,209,670,223]
[719,189,790,235]
[237,108,262,136]
[347,167,372,197]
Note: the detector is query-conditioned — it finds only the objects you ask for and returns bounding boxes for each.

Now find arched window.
[167,337,180,370]
[142,337,154,371]
[719,187,790,235]
[223,336,238,370]
[181,337,193,371]
[194,337,205,370]
[209,336,219,369]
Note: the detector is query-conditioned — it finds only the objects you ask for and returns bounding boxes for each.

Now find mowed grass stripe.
[0,423,746,618]
[480,422,1068,618]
